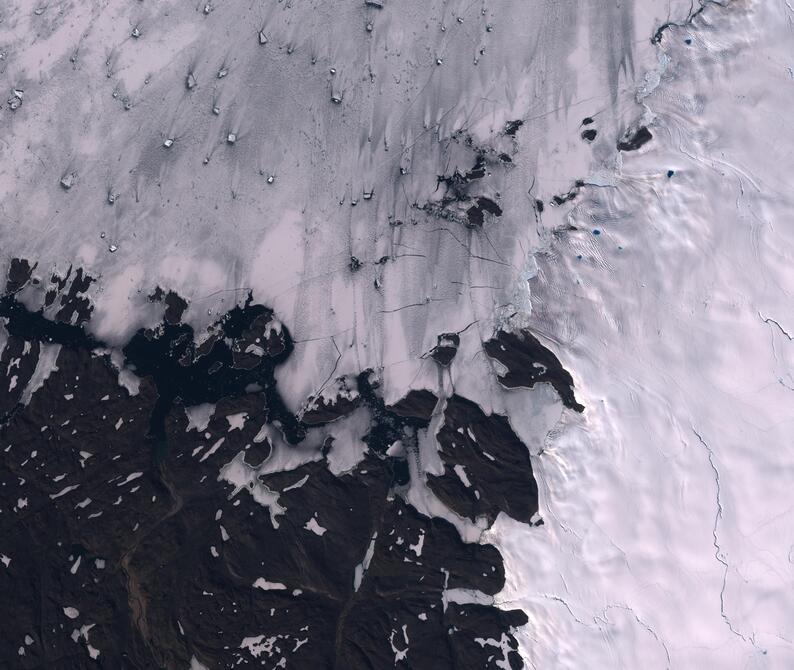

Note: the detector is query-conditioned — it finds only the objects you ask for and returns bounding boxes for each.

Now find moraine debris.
[504,119,523,136]
[7,89,23,110]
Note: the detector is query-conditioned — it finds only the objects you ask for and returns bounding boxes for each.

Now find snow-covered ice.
[2,0,793,667]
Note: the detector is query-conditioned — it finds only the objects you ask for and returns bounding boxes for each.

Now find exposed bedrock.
[0,260,555,669]
[484,329,584,413]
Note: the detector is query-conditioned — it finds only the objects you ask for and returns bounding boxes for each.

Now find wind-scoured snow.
[1,0,675,407]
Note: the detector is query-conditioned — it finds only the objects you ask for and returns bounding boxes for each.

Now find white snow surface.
[2,0,794,667]
[253,578,287,592]
[19,343,61,405]
[184,403,216,432]
[0,0,679,410]
[484,2,794,668]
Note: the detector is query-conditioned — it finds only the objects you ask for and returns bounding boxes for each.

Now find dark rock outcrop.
[0,264,533,670]
[429,332,460,366]
[617,125,653,152]
[386,389,438,424]
[428,395,539,524]
[484,329,584,412]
